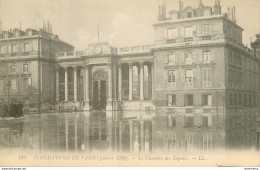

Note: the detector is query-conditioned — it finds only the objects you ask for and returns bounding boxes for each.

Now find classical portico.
[55,42,155,111]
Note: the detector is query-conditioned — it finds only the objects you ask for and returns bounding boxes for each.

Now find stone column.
[56,68,59,101]
[106,65,113,110]
[140,63,144,100]
[140,121,145,152]
[108,66,112,100]
[118,64,122,100]
[129,120,133,152]
[65,116,68,150]
[119,121,123,152]
[74,117,78,151]
[151,63,154,99]
[129,63,133,100]
[83,66,89,110]
[64,67,68,102]
[73,67,77,102]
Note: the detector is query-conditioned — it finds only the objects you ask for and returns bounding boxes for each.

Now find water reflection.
[0,110,259,153]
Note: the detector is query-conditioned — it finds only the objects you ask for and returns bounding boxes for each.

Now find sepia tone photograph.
[0,0,259,167]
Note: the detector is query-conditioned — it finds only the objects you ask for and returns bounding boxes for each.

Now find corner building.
[0,0,259,114]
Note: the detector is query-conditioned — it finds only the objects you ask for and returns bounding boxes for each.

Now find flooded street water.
[0,110,259,154]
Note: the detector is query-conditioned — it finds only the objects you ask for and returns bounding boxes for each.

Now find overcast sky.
[0,0,259,50]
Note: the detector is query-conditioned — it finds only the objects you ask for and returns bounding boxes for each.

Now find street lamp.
[6,80,11,105]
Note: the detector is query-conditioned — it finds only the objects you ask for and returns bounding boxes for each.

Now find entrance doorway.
[93,70,107,110]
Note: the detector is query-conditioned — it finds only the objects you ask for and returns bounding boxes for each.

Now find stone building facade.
[0,27,74,111]
[0,0,259,114]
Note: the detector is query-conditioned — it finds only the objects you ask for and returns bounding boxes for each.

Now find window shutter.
[180,27,184,37]
[175,70,179,83]
[164,70,168,85]
[208,95,212,106]
[193,69,196,83]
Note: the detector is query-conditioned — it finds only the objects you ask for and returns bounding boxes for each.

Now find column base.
[83,101,90,111]
[106,100,113,111]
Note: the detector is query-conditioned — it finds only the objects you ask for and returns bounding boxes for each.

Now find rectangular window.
[185,69,193,87]
[11,78,18,92]
[168,70,176,83]
[23,78,32,92]
[0,46,6,54]
[11,44,17,53]
[185,94,193,106]
[202,68,212,87]
[11,65,16,72]
[185,26,193,37]
[168,54,176,64]
[186,12,192,18]
[0,80,4,93]
[184,116,194,128]
[167,28,177,39]
[202,24,211,35]
[202,116,208,127]
[24,43,30,52]
[167,94,176,106]
[202,94,212,106]
[203,51,211,62]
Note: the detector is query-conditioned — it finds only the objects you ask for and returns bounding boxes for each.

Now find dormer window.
[28,30,32,36]
[204,9,211,16]
[186,11,192,18]
[4,33,8,38]
[15,32,19,37]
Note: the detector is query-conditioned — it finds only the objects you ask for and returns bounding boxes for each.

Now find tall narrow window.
[23,64,29,72]
[185,69,193,87]
[11,44,17,53]
[202,24,211,35]
[167,94,176,106]
[202,68,212,87]
[24,43,30,52]
[11,64,16,72]
[0,80,4,93]
[168,70,176,83]
[203,51,211,62]
[185,94,193,106]
[202,94,212,106]
[11,78,18,92]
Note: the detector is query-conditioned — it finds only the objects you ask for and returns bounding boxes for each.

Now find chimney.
[179,0,182,12]
[47,20,50,33]
[233,6,236,22]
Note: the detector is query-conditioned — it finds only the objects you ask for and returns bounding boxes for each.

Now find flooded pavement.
[0,110,259,153]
